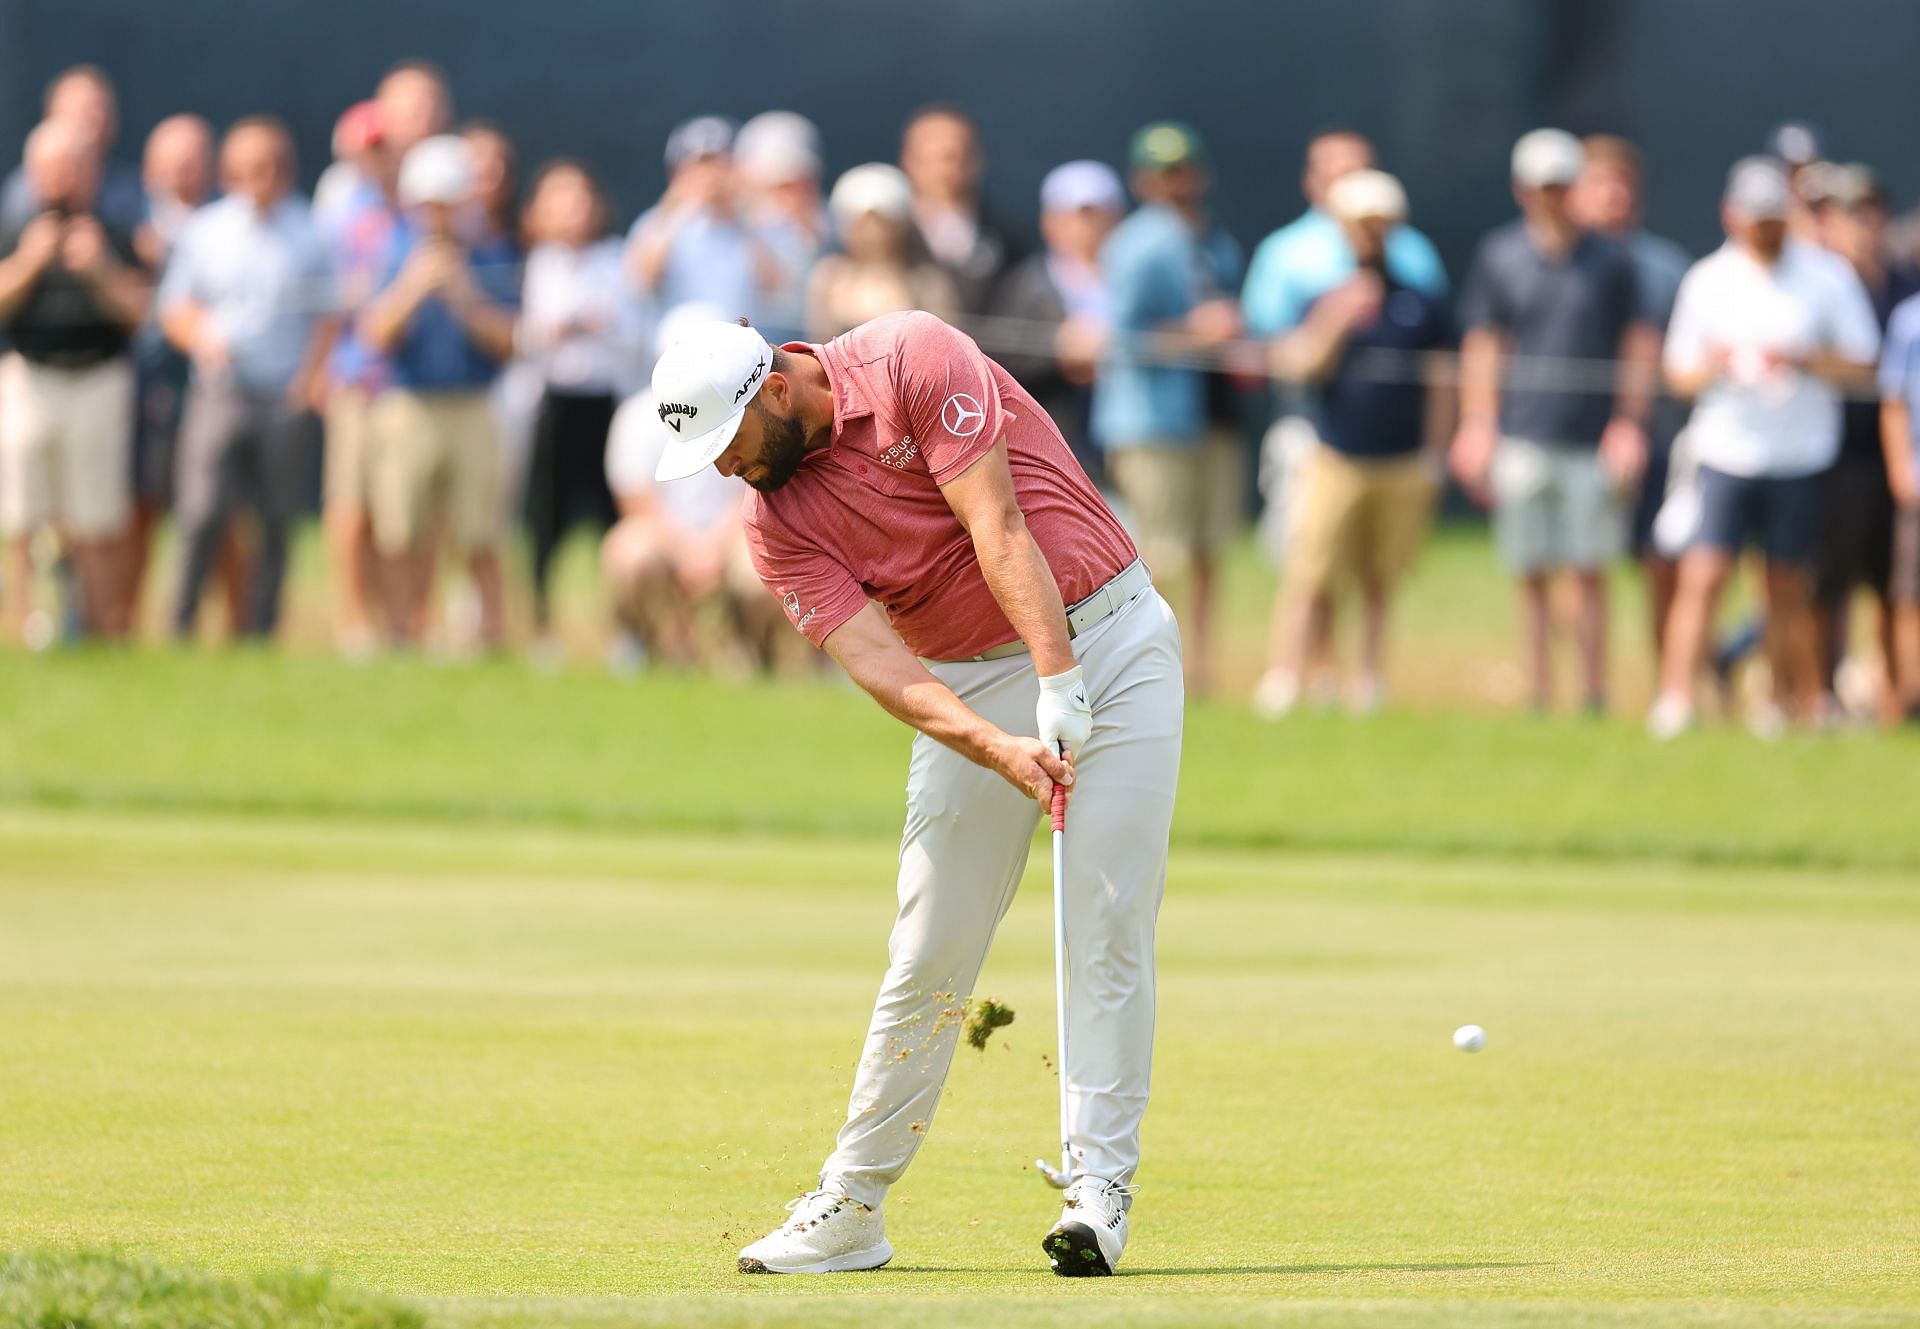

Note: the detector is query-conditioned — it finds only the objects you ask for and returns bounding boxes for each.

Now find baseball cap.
[1765,121,1827,168]
[1810,161,1883,211]
[1511,128,1584,188]
[397,134,473,207]
[1326,169,1408,223]
[333,100,386,157]
[1041,159,1125,214]
[665,115,736,172]
[736,110,822,185]
[649,320,776,482]
[1128,121,1206,172]
[1724,155,1792,220]
[829,162,913,224]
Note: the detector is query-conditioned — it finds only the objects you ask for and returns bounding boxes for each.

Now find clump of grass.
[0,1249,424,1329]
[964,997,1015,1050]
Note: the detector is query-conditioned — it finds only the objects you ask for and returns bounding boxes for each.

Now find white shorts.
[1491,436,1626,575]
[0,352,135,540]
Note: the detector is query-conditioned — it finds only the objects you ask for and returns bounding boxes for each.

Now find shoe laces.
[1065,1177,1139,1212]
[781,1188,857,1232]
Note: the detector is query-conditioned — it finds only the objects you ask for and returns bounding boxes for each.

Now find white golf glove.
[1036,665,1092,759]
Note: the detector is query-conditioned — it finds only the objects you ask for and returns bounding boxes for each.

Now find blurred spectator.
[1242,129,1447,339]
[1094,121,1244,694]
[462,123,518,246]
[807,163,959,340]
[0,66,145,234]
[1243,128,1449,708]
[628,117,780,330]
[159,117,334,640]
[126,114,219,630]
[1571,134,1693,674]
[377,60,454,158]
[1452,128,1657,715]
[601,377,769,673]
[317,102,405,655]
[359,134,519,649]
[1880,287,1920,715]
[1256,171,1453,717]
[737,111,827,345]
[1808,164,1920,716]
[1765,121,1828,245]
[898,105,1024,315]
[1649,158,1879,739]
[989,160,1124,481]
[517,159,631,640]
[314,101,384,231]
[0,118,151,640]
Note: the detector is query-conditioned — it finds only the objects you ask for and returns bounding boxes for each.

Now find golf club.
[1035,757,1073,1189]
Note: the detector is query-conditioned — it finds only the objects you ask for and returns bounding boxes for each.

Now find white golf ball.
[1453,1024,1487,1052]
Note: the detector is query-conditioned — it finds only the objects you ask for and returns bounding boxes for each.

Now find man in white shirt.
[1649,158,1880,737]
[599,320,770,670]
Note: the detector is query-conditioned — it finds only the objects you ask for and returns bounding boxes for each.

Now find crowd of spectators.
[5,61,1920,736]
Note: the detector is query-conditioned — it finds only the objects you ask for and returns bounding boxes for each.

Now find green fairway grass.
[2,804,1916,1327]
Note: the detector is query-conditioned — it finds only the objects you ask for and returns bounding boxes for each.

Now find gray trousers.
[819,587,1185,1206]
[172,376,306,638]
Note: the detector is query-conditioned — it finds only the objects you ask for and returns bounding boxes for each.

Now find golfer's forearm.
[970,519,1074,677]
[839,649,1000,766]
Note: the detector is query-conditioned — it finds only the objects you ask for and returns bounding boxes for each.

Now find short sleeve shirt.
[0,212,144,368]
[375,221,521,391]
[742,311,1138,659]
[1878,292,1920,465]
[1459,222,1643,446]
[1308,275,1454,459]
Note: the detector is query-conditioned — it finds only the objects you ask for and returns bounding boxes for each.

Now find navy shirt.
[1309,274,1453,459]
[1459,222,1642,447]
[1839,264,1920,461]
[376,220,520,392]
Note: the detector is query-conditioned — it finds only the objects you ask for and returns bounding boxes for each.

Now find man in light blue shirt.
[1094,121,1245,693]
[158,117,336,640]
[1241,130,1447,341]
[627,117,778,336]
[1879,289,1920,711]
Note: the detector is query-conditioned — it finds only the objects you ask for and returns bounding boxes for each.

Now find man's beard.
[746,408,808,492]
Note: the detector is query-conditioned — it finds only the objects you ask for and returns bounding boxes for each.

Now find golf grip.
[1050,781,1066,832]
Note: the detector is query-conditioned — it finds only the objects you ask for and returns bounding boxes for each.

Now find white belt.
[923,559,1153,665]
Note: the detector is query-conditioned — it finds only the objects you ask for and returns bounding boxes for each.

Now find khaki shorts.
[1285,445,1437,597]
[1107,428,1244,578]
[366,388,503,555]
[1491,436,1626,575]
[323,385,372,514]
[0,352,134,539]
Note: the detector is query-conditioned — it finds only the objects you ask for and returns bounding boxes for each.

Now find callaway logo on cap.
[650,321,776,482]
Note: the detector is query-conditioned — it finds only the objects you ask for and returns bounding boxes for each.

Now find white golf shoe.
[1042,1176,1136,1277]
[737,1189,892,1274]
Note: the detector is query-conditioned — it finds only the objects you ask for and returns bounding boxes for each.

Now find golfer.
[651,311,1183,1276]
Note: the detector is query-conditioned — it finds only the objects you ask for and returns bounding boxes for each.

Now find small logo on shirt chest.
[878,436,920,469]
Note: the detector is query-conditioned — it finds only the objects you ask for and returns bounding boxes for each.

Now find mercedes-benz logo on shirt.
[941,392,986,438]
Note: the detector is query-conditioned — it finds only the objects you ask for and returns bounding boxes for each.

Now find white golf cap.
[736,110,822,184]
[1724,155,1792,221]
[1040,160,1125,215]
[1511,128,1584,188]
[649,320,776,482]
[398,134,474,207]
[829,162,913,225]
[1326,168,1408,222]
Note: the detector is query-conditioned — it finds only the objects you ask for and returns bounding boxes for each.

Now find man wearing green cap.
[1093,121,1246,694]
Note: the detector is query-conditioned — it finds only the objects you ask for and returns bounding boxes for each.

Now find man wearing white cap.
[358,133,519,647]
[650,309,1181,1278]
[1454,128,1659,714]
[1648,157,1879,738]
[735,111,827,344]
[627,117,780,334]
[989,160,1126,478]
[1260,170,1453,715]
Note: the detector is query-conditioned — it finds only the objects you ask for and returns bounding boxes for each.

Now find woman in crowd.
[805,163,958,341]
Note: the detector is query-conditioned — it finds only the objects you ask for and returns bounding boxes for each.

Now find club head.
[1035,1157,1071,1189]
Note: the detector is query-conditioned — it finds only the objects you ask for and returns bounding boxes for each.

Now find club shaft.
[1051,821,1070,1179]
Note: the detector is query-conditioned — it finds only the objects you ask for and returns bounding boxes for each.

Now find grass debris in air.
[964,997,1015,1050]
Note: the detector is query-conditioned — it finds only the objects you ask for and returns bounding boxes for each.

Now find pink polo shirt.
[743,310,1138,660]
